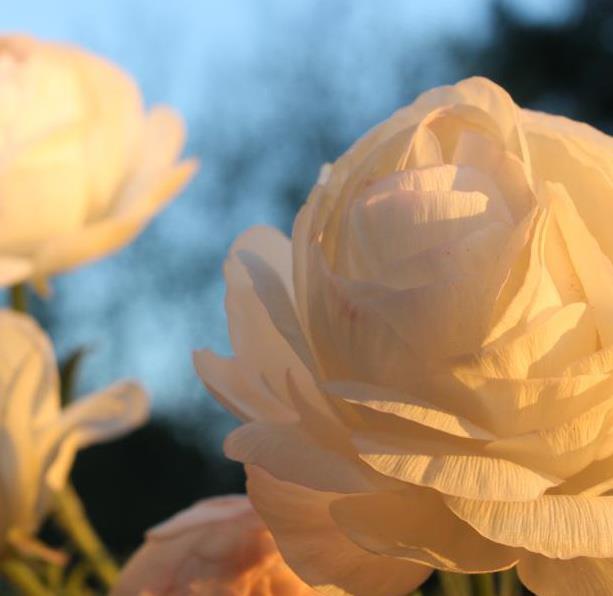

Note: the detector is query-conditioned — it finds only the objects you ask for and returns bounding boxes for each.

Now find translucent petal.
[550,181,613,347]
[518,554,613,596]
[352,418,557,500]
[330,491,519,573]
[32,161,195,280]
[246,465,432,596]
[325,380,495,440]
[446,494,613,558]
[225,422,385,493]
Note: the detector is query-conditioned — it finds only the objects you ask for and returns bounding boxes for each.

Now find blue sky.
[1,0,572,443]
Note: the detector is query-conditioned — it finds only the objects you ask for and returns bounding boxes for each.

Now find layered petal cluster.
[0,35,197,291]
[0,309,148,551]
[197,77,613,596]
[113,495,316,596]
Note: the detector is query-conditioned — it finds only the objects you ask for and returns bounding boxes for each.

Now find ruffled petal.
[357,215,530,360]
[247,466,432,596]
[330,490,519,572]
[518,554,613,596]
[451,131,534,222]
[193,351,295,423]
[225,422,385,493]
[435,370,613,437]
[305,244,420,386]
[446,494,613,558]
[550,181,613,347]
[232,252,316,376]
[217,226,317,415]
[525,111,613,266]
[325,380,495,440]
[487,397,613,478]
[351,416,557,500]
[329,78,524,195]
[455,302,598,379]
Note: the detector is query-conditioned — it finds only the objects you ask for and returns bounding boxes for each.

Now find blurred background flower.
[0,36,195,293]
[0,310,147,560]
[0,0,609,562]
[113,495,317,596]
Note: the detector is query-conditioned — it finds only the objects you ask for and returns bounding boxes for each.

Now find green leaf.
[60,348,91,407]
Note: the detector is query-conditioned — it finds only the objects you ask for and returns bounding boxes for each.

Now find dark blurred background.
[2,0,612,558]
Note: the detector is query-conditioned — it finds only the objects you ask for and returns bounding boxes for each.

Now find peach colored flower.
[0,35,197,292]
[0,309,148,552]
[113,495,317,596]
[197,77,613,596]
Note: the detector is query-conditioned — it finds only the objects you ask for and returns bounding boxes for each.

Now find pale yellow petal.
[487,398,613,478]
[0,339,48,531]
[226,225,315,391]
[555,452,613,496]
[330,491,519,572]
[235,248,317,373]
[111,107,187,216]
[456,302,598,379]
[325,380,495,440]
[354,213,531,360]
[305,244,420,386]
[0,310,58,422]
[436,370,613,437]
[352,417,557,500]
[0,122,90,255]
[193,351,295,423]
[550,181,613,347]
[32,161,195,279]
[446,494,613,558]
[0,311,60,532]
[247,466,432,596]
[525,112,613,266]
[342,164,512,287]
[0,256,33,287]
[332,77,523,188]
[485,209,557,345]
[65,41,144,219]
[451,131,534,222]
[225,422,384,493]
[518,554,613,596]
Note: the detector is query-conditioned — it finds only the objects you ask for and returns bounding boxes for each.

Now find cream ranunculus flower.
[112,495,317,596]
[196,76,613,596]
[0,35,197,292]
[0,309,148,553]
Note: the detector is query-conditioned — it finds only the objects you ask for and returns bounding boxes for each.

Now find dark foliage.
[463,0,613,131]
[69,418,245,558]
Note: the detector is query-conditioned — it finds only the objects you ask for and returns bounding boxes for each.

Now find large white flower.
[0,309,148,551]
[0,35,197,292]
[197,77,613,596]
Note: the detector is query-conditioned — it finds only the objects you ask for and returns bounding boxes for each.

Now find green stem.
[438,571,472,596]
[473,573,496,596]
[0,558,53,596]
[499,568,519,596]
[65,561,93,596]
[53,484,119,589]
[9,284,28,313]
